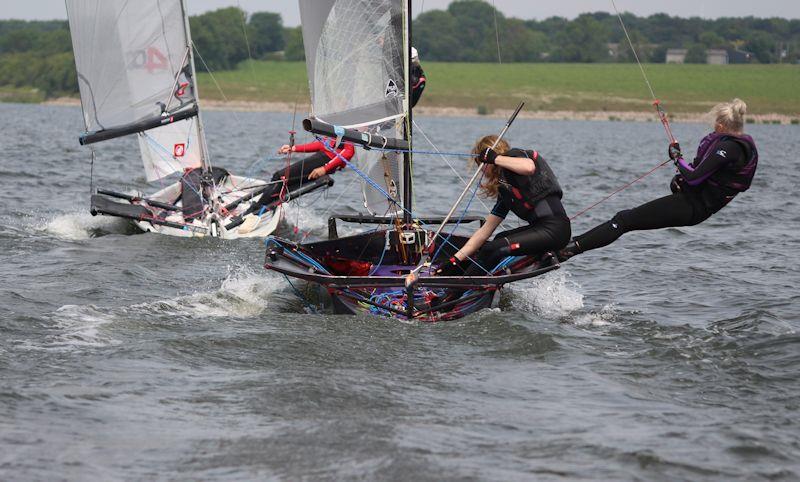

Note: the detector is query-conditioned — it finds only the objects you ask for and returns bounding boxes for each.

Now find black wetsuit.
[253,152,330,208]
[410,61,426,108]
[574,134,758,254]
[180,167,229,221]
[465,149,571,275]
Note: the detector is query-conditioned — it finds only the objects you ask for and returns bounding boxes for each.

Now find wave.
[509,272,585,318]
[35,210,133,240]
[20,269,285,351]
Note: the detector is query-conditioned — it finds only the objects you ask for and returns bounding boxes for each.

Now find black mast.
[402,0,413,225]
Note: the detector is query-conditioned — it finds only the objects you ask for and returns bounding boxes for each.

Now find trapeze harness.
[465,148,571,275]
[255,139,355,207]
[574,132,759,254]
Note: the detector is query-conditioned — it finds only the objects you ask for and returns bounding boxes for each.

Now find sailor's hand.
[278,144,293,154]
[670,174,685,193]
[434,256,468,276]
[668,142,682,162]
[479,148,498,165]
[308,167,327,180]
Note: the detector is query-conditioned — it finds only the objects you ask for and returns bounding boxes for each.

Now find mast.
[402,0,413,225]
[180,0,211,174]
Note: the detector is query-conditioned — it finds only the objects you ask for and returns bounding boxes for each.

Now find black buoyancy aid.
[696,132,759,193]
[498,148,563,221]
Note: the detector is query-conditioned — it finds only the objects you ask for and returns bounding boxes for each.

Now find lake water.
[1,103,798,480]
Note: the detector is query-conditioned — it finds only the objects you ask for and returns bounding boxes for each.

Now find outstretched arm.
[453,214,504,262]
[675,140,742,186]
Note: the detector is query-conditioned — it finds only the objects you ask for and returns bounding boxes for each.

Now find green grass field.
[0,86,45,103]
[197,61,800,115]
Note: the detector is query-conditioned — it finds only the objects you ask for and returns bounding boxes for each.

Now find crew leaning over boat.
[436,135,571,276]
[410,47,426,107]
[253,137,355,208]
[559,98,758,261]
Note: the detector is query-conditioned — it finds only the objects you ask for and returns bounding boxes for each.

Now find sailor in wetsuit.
[253,137,355,208]
[560,98,759,260]
[410,47,426,108]
[436,135,571,276]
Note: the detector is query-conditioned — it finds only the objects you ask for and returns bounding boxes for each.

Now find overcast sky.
[4,0,799,23]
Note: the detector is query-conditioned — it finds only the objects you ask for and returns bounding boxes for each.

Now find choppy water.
[1,102,798,480]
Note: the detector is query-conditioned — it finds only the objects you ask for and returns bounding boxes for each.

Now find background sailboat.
[66,0,331,238]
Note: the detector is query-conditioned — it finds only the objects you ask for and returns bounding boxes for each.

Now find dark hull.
[264,224,560,322]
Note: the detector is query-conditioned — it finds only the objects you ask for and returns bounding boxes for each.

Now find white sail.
[66,0,204,180]
[299,0,406,128]
[300,0,409,216]
[138,119,203,182]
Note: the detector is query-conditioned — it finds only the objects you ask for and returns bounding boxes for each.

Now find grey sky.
[4,1,799,23]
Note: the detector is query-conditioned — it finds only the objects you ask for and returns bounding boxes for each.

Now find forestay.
[299,0,409,216]
[66,0,203,180]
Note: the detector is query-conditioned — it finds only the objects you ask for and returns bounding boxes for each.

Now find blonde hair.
[471,135,509,198]
[711,98,747,134]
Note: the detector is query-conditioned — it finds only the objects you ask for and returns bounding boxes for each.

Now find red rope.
[570,158,673,221]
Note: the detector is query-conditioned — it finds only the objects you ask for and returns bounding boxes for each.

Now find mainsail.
[299,0,410,216]
[66,0,204,180]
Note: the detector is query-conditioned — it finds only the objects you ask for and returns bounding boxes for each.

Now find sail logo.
[128,47,170,73]
[173,143,186,157]
[385,79,398,98]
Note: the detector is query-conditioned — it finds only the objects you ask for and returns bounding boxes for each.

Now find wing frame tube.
[79,104,199,145]
[303,118,409,151]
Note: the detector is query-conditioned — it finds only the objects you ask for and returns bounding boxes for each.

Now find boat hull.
[89,173,334,239]
[264,228,559,322]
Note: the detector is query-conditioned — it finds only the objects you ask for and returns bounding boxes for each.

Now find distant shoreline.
[39,97,796,125]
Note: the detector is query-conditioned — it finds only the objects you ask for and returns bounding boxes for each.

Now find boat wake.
[37,210,132,240]
[21,269,285,351]
[509,272,584,317]
[134,268,283,319]
[508,272,619,326]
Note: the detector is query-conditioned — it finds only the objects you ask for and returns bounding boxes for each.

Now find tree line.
[415,1,800,63]
[1,2,798,99]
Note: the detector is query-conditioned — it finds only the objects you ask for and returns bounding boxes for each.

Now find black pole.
[402,0,413,225]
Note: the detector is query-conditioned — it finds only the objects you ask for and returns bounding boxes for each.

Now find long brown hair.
[471,135,509,198]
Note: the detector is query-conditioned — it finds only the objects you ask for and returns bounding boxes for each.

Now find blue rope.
[265,238,330,274]
[365,146,476,158]
[316,137,406,213]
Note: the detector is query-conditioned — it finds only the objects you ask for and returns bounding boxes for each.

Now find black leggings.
[255,152,329,206]
[575,192,726,253]
[465,216,571,275]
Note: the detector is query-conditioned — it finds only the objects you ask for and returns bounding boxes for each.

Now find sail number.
[128,47,170,73]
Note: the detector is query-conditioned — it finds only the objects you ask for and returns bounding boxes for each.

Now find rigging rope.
[567,1,681,221]
[610,0,677,144]
[316,139,490,273]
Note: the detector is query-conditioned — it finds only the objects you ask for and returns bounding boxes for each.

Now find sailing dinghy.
[66,0,332,238]
[263,0,560,321]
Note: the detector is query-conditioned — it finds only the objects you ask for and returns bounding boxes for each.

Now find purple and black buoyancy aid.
[693,131,759,193]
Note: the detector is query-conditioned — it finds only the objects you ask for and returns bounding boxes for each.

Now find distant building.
[666,49,687,64]
[706,49,729,65]
[607,43,621,59]
[728,49,754,64]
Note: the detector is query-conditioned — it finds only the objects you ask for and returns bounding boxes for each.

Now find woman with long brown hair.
[559,98,759,260]
[436,135,571,276]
